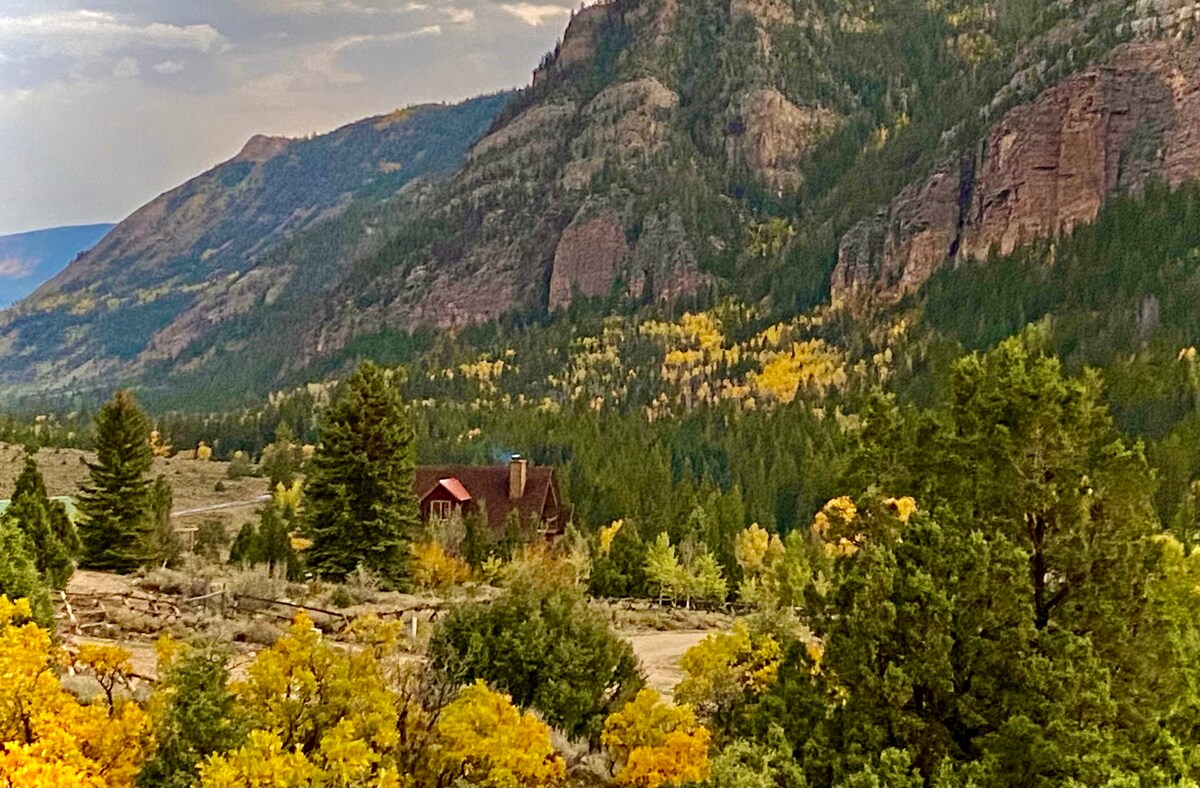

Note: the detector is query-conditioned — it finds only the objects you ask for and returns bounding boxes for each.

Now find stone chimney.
[509,455,528,499]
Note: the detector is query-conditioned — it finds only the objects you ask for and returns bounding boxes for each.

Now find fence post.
[60,591,78,636]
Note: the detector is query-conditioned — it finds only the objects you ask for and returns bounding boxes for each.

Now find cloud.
[112,56,140,78]
[0,0,581,235]
[499,3,572,26]
[445,8,476,24]
[0,257,33,278]
[0,10,228,60]
[235,0,445,16]
[269,25,445,88]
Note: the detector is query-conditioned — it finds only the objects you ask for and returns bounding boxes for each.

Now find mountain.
[0,94,510,390]
[832,37,1200,306]
[0,224,114,309]
[2,0,1197,402]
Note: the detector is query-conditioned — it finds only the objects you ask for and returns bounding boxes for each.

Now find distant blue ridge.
[0,223,115,308]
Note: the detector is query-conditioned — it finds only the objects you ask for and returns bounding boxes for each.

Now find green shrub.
[428,580,643,741]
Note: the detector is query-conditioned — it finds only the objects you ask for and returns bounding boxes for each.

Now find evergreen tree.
[12,452,80,556]
[259,423,301,488]
[0,516,52,628]
[429,580,644,741]
[755,337,1200,784]
[589,518,648,598]
[78,390,156,573]
[193,520,230,562]
[137,642,246,788]
[462,503,489,569]
[228,522,261,567]
[304,362,419,586]
[5,454,77,589]
[148,476,182,568]
[257,505,296,579]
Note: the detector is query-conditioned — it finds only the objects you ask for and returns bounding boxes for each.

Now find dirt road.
[622,630,711,694]
[170,494,271,518]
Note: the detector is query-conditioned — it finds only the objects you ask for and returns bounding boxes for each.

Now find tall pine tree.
[78,390,157,573]
[304,362,419,586]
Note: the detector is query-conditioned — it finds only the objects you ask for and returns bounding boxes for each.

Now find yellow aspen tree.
[733,524,771,574]
[674,623,782,725]
[219,613,406,787]
[601,689,710,787]
[0,597,149,788]
[411,542,472,590]
[148,430,172,458]
[198,730,317,788]
[433,681,565,788]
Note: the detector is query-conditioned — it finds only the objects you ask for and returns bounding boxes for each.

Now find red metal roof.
[438,477,472,503]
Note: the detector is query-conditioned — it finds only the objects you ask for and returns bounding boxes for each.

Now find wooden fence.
[55,588,436,636]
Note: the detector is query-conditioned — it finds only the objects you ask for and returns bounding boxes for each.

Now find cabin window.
[430,500,453,520]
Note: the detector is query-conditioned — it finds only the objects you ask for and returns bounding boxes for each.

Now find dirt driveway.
[622,630,711,694]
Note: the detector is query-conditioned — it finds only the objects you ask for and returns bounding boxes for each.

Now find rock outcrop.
[234,135,291,164]
[549,210,630,310]
[832,39,1200,305]
[726,88,840,193]
[1132,0,1200,38]
[564,78,678,190]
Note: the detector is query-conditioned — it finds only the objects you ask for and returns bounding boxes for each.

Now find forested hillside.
[0,0,1177,401]
[164,0,1139,395]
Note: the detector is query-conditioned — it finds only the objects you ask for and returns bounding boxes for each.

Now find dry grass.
[0,442,271,535]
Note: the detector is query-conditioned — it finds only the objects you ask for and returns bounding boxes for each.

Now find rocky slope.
[832,2,1200,306]
[0,95,509,387]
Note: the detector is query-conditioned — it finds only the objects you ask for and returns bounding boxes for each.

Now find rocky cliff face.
[726,88,841,193]
[549,210,630,310]
[832,33,1200,306]
[294,0,841,359]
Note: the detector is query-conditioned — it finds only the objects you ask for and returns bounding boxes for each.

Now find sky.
[0,0,581,236]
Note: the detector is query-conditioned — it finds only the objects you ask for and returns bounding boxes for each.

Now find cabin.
[414,456,564,538]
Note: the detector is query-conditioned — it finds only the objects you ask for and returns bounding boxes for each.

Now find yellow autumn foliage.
[749,340,847,405]
[148,429,172,458]
[198,730,318,788]
[599,520,624,556]
[884,496,918,523]
[411,542,473,590]
[733,524,773,573]
[0,597,150,788]
[602,689,710,788]
[434,681,564,788]
[205,612,410,788]
[675,623,782,717]
[274,481,304,519]
[813,496,863,557]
